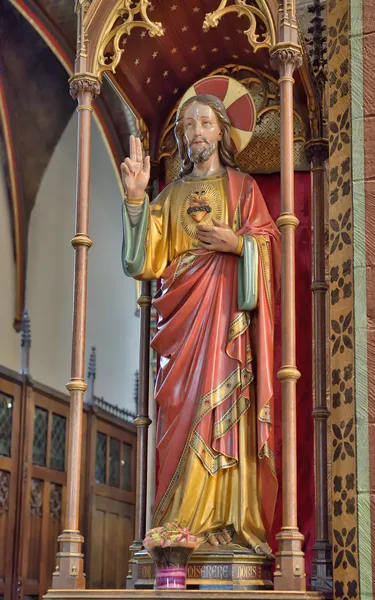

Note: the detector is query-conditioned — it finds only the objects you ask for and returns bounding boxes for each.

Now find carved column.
[305,139,332,592]
[86,346,96,405]
[270,39,306,590]
[13,309,32,600]
[20,308,31,376]
[127,173,157,586]
[52,74,100,590]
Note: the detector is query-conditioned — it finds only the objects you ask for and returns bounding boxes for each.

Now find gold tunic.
[138,173,229,279]
[125,171,270,553]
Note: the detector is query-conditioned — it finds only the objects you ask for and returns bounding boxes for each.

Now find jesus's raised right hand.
[121,135,150,200]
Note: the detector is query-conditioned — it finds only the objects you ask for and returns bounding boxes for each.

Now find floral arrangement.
[143,521,201,550]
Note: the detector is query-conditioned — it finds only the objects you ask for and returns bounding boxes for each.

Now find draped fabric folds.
[122,168,281,550]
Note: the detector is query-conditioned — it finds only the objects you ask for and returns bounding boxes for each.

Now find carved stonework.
[203,0,276,51]
[305,139,329,166]
[270,45,302,72]
[0,470,10,515]
[30,478,43,517]
[69,77,101,100]
[270,45,303,75]
[50,483,62,522]
[95,1,165,79]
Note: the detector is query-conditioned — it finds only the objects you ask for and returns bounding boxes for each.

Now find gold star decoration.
[140,30,146,38]
[158,95,162,102]
[171,3,177,10]
[212,47,218,52]
[171,47,177,54]
[224,36,230,41]
[135,58,140,65]
[149,3,155,11]
[191,45,197,52]
[193,6,200,11]
[181,66,187,72]
[163,70,169,77]
[173,88,179,94]
[181,26,188,32]
[232,54,238,59]
[201,64,206,70]
[146,77,151,84]
[152,51,158,58]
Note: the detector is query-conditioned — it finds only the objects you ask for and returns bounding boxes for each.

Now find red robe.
[149,168,281,540]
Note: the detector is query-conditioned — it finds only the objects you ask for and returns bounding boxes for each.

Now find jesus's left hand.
[196,218,241,254]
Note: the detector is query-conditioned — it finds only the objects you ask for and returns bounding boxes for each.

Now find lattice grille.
[50,414,66,471]
[96,432,107,484]
[122,443,132,492]
[109,437,120,487]
[0,394,13,457]
[32,407,48,466]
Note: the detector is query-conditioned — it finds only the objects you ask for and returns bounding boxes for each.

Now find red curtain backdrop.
[155,171,314,581]
[256,173,314,581]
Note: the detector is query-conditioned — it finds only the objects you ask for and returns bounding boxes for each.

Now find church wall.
[26,112,139,411]
[0,160,19,371]
[327,1,359,598]
[328,0,375,597]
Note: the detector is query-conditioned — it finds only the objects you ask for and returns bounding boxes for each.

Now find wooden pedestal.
[45,589,325,600]
[127,545,273,590]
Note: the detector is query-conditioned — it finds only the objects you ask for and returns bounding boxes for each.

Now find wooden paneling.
[21,390,69,600]
[85,409,136,589]
[0,378,22,600]
[0,370,136,600]
[91,496,134,589]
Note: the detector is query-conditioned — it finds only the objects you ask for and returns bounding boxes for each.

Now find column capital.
[69,73,101,100]
[270,42,303,77]
[305,138,329,166]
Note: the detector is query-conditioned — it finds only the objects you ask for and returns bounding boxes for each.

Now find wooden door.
[18,388,69,600]
[85,413,136,589]
[0,377,22,600]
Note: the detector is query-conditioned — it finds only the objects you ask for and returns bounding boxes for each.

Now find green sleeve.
[238,235,259,311]
[121,201,149,277]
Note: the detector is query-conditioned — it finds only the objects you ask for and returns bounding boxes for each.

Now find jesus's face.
[183,102,222,164]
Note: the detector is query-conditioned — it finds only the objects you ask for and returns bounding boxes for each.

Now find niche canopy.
[178,75,256,155]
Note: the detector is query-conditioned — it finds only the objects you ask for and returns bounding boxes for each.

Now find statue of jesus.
[121,92,280,555]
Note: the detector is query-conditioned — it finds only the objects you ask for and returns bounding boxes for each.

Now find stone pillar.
[305,139,333,592]
[52,74,100,590]
[270,36,306,589]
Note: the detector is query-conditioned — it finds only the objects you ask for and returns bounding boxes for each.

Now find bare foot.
[207,529,232,547]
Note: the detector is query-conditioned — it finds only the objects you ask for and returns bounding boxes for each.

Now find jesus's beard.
[188,140,217,164]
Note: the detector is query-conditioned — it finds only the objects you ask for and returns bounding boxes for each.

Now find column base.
[52,530,86,590]
[273,528,306,591]
[127,543,273,590]
[311,539,333,594]
[126,541,143,589]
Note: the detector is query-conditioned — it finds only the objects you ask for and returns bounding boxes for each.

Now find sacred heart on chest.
[186,190,212,223]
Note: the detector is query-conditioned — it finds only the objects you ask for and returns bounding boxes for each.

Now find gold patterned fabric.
[161,399,271,556]
[138,173,229,279]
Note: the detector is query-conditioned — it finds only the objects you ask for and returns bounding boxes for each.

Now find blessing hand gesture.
[121,135,150,199]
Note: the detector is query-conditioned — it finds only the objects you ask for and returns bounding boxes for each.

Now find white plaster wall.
[26,113,139,410]
[0,162,19,371]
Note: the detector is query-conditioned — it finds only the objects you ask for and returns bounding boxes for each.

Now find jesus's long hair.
[174,94,238,178]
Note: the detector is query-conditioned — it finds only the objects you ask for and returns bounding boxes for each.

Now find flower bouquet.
[143,521,201,589]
